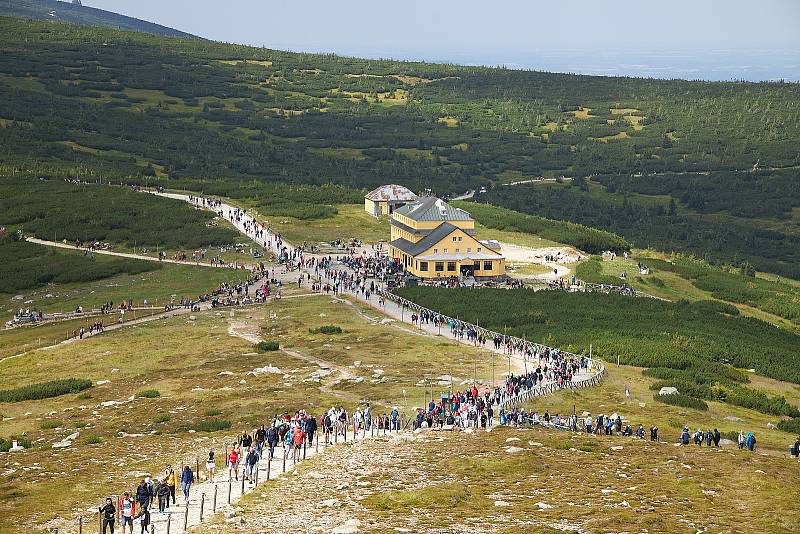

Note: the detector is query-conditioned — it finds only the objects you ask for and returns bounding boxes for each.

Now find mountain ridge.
[0,0,196,37]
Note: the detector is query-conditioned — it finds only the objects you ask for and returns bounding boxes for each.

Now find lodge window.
[447,261,456,271]
[434,248,438,253]
[420,261,428,271]
[443,248,448,253]
[474,261,481,270]
[435,262,444,272]
[467,248,471,252]
[484,261,492,271]
[477,247,482,252]
[455,248,460,253]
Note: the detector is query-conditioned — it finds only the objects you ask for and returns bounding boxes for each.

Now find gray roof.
[391,222,461,256]
[394,196,472,222]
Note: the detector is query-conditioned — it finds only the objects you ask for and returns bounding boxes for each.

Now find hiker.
[705,429,713,447]
[738,431,746,450]
[791,438,800,459]
[746,431,756,451]
[266,424,278,459]
[120,492,135,534]
[135,479,150,511]
[164,466,176,506]
[99,497,116,534]
[138,504,150,534]
[713,428,720,447]
[180,465,194,501]
[240,430,253,450]
[650,425,658,441]
[156,478,169,513]
[228,444,240,481]
[681,427,690,445]
[245,447,259,482]
[306,413,317,446]
[206,450,216,482]
[255,425,267,455]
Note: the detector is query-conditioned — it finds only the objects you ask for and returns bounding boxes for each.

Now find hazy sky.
[82,1,800,80]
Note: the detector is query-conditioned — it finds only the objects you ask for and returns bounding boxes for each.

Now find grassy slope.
[0,295,498,531]
[1,294,797,531]
[0,257,250,319]
[205,367,800,533]
[0,0,195,37]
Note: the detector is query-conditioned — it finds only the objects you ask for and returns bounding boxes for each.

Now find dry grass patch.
[572,107,594,119]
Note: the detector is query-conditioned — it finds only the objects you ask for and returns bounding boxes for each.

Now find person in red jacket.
[228,445,240,481]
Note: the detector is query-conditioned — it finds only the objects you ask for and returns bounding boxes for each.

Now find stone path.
[137,424,396,533]
[25,237,245,269]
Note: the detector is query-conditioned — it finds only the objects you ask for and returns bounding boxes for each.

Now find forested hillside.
[0,0,194,37]
[0,17,798,275]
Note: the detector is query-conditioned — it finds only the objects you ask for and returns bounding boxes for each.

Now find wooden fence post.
[316,431,319,453]
[195,457,199,481]
[266,455,271,481]
[303,439,306,460]
[227,478,231,504]
[254,460,259,486]
[240,473,245,495]
[78,515,83,534]
[165,513,171,534]
[199,493,205,522]
[282,450,286,473]
[212,485,217,513]
[183,501,189,531]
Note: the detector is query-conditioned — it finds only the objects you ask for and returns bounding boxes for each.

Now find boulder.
[494,500,511,507]
[96,380,110,386]
[505,446,525,454]
[332,519,361,534]
[658,387,678,396]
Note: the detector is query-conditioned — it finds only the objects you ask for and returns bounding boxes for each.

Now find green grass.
[135,389,160,398]
[0,257,251,320]
[395,287,800,386]
[0,378,91,402]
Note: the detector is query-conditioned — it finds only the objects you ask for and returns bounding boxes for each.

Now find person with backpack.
[99,497,116,534]
[245,446,259,482]
[165,465,177,506]
[680,427,690,445]
[746,432,756,451]
[156,478,169,513]
[738,431,746,450]
[713,428,721,447]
